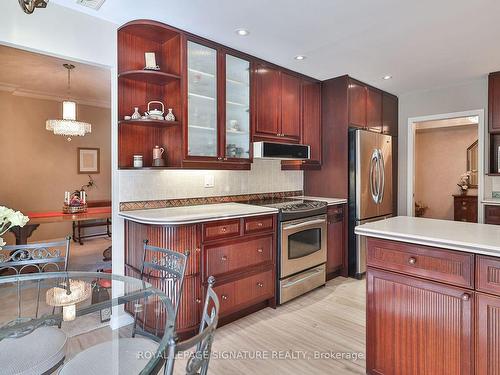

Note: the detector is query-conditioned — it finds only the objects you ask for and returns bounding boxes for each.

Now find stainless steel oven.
[279,214,327,303]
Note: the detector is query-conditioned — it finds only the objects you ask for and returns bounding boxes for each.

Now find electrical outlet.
[204,175,215,188]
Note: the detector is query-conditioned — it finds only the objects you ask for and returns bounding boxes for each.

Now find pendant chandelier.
[46,64,91,141]
[18,0,48,14]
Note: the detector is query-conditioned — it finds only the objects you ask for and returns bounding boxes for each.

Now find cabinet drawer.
[203,219,240,241]
[485,205,500,225]
[244,215,274,234]
[477,255,500,296]
[367,238,474,288]
[213,270,274,316]
[205,236,273,278]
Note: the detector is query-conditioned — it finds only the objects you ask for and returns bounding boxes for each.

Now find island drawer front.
[205,235,273,278]
[485,205,500,225]
[244,215,274,234]
[477,255,500,296]
[367,238,474,288]
[213,270,274,317]
[203,219,241,241]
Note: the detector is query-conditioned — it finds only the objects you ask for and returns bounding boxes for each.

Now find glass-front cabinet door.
[224,54,250,160]
[187,41,218,157]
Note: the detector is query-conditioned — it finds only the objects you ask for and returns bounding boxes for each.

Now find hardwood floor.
[68,276,366,374]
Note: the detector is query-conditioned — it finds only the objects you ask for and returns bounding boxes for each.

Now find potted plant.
[0,207,29,250]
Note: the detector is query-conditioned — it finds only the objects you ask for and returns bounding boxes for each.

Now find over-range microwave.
[253,141,310,160]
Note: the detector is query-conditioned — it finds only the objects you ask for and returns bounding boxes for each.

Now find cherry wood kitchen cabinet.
[367,268,474,375]
[485,204,500,225]
[124,213,277,337]
[253,63,282,140]
[382,92,398,136]
[253,64,301,143]
[282,79,322,170]
[366,87,383,133]
[476,293,500,375]
[489,72,500,133]
[326,204,347,279]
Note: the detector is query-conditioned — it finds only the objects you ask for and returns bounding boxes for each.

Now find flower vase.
[165,108,176,122]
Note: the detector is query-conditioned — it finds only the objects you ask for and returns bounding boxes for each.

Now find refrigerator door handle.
[378,149,385,204]
[369,150,378,203]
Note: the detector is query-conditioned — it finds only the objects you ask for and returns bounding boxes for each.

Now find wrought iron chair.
[59,240,189,375]
[164,276,220,375]
[0,237,71,375]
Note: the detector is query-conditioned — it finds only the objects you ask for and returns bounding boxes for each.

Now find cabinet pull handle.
[257,222,263,227]
[195,247,201,253]
[223,157,228,161]
[408,257,417,265]
[461,293,470,301]
[195,298,202,304]
[221,227,227,233]
[257,282,264,288]
[257,248,263,253]
[222,295,228,301]
[221,255,228,261]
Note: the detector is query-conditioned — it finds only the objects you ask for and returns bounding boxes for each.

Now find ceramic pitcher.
[153,145,165,160]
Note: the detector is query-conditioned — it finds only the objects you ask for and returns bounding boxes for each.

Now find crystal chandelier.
[18,0,48,14]
[46,64,91,141]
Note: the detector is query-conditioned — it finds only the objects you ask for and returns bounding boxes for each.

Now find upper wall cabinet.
[489,72,500,133]
[348,79,368,128]
[183,38,251,170]
[253,64,301,143]
[366,87,383,133]
[382,93,398,137]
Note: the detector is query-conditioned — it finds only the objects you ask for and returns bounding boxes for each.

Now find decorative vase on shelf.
[131,107,141,120]
[165,108,176,122]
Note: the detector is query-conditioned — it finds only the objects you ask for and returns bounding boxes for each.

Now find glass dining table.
[0,271,175,375]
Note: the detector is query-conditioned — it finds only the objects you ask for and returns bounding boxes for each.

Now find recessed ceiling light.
[235,28,250,36]
[383,75,392,80]
[294,55,306,61]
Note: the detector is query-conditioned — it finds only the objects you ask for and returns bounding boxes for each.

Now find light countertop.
[295,196,347,206]
[355,216,500,257]
[119,203,278,225]
[482,198,500,206]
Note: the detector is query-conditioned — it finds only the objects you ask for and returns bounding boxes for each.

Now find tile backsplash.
[119,159,304,202]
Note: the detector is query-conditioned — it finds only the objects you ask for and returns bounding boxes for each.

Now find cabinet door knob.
[223,157,228,161]
[408,257,417,265]
[195,247,201,253]
[195,298,202,304]
[257,282,264,288]
[221,227,227,233]
[221,255,228,261]
[257,248,263,253]
[222,295,228,301]
[461,293,470,301]
[257,222,263,227]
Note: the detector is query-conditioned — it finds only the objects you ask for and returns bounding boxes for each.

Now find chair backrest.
[0,237,71,274]
[164,276,220,375]
[0,237,71,323]
[132,240,189,341]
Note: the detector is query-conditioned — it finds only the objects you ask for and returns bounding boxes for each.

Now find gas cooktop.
[246,197,327,221]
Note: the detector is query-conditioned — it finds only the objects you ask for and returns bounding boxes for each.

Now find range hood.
[253,141,310,160]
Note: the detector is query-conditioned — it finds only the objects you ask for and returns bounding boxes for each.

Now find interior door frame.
[407,109,485,222]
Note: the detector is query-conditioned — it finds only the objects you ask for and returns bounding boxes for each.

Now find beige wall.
[0,92,111,243]
[415,125,477,220]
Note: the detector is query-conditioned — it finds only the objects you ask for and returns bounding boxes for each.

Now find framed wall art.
[78,147,100,174]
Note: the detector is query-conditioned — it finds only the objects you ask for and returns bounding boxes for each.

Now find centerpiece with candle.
[62,176,96,214]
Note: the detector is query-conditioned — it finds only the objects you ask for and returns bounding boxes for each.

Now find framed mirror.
[467,140,478,188]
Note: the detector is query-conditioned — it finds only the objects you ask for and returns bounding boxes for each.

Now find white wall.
[398,78,492,215]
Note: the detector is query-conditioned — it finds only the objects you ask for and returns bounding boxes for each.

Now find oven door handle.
[282,268,323,288]
[282,219,326,231]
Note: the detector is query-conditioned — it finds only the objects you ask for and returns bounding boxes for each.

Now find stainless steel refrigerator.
[348,129,393,278]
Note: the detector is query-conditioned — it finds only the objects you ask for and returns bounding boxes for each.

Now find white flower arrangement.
[0,206,29,249]
[457,171,472,192]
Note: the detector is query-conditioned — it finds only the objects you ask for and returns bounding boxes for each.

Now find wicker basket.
[63,204,88,214]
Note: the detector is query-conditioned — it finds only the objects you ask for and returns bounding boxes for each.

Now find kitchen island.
[356,216,500,375]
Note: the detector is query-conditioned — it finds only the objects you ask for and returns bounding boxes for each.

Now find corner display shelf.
[118,70,181,85]
[119,120,180,128]
[118,20,183,169]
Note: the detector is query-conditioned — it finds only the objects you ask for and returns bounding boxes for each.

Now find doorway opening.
[407,110,484,222]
